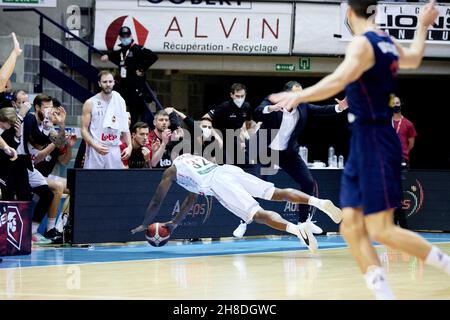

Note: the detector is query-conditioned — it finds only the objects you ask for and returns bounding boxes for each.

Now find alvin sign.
[94,0,292,54]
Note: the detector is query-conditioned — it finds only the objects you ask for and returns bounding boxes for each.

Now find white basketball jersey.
[88,94,121,146]
[172,154,218,195]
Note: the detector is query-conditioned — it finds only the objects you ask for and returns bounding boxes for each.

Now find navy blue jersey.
[346,31,399,122]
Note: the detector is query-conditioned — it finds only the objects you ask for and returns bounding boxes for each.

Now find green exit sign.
[3,0,39,3]
[299,58,311,71]
[275,64,295,72]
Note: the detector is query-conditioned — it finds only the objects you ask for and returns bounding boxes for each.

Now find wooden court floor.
[0,239,449,300]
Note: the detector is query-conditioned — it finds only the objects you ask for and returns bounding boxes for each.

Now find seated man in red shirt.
[121,122,153,168]
[392,96,417,168]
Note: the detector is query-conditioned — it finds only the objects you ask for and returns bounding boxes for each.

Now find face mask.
[393,106,401,113]
[202,127,212,140]
[233,98,245,108]
[120,37,132,46]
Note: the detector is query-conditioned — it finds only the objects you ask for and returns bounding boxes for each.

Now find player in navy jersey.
[269,0,449,299]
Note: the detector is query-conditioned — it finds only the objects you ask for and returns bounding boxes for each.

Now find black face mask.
[393,106,401,114]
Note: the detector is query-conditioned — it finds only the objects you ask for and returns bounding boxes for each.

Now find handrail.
[3,8,104,56]
[4,7,162,111]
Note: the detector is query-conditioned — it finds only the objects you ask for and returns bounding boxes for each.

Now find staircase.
[4,8,163,176]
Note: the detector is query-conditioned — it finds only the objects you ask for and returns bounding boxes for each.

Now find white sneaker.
[299,220,323,234]
[233,222,247,238]
[319,200,343,224]
[298,222,318,253]
[32,233,52,245]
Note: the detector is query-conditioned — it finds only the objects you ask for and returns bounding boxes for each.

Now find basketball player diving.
[131,153,343,252]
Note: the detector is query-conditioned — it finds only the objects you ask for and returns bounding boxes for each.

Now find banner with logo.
[292,3,450,58]
[94,0,293,54]
[0,201,32,256]
[68,168,450,244]
[0,0,56,7]
[340,3,450,44]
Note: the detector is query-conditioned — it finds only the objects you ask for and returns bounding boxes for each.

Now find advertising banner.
[94,0,293,55]
[340,3,450,44]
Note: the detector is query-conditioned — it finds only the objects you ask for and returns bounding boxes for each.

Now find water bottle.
[328,146,335,167]
[338,155,344,168]
[332,155,338,168]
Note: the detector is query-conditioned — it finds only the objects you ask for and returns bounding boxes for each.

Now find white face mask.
[202,127,212,140]
[120,37,132,46]
[233,98,245,108]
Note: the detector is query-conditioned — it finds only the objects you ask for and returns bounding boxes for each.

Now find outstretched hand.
[11,32,22,56]
[419,0,439,28]
[335,97,348,111]
[130,225,146,234]
[163,221,177,233]
[268,91,302,112]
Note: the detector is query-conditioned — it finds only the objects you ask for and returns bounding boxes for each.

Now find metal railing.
[3,8,162,109]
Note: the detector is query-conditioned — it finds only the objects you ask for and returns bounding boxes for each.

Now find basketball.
[145,223,171,247]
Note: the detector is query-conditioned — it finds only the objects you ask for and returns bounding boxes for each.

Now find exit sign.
[299,58,311,71]
[275,64,295,72]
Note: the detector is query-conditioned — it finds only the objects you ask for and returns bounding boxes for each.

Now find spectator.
[0,107,30,201]
[392,96,417,168]
[121,121,153,168]
[170,107,224,163]
[0,80,14,109]
[203,83,253,165]
[27,98,77,242]
[23,94,69,244]
[81,70,132,169]
[149,110,184,168]
[100,26,159,126]
[0,31,22,168]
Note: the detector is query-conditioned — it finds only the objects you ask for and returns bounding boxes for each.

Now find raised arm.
[392,0,438,69]
[0,33,22,92]
[130,165,177,233]
[269,37,373,109]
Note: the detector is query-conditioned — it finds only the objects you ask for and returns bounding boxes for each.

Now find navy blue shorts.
[340,123,402,215]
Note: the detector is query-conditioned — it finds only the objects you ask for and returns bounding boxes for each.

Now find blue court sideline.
[1,233,450,269]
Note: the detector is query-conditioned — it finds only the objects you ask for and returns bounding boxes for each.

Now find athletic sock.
[55,216,64,232]
[32,222,40,235]
[47,218,56,231]
[307,196,321,208]
[364,265,395,300]
[286,222,301,237]
[425,246,450,275]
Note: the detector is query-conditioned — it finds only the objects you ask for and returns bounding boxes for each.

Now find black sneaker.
[51,236,64,245]
[44,228,63,240]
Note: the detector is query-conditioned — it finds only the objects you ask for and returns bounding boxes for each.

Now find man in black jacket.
[101,26,159,126]
[233,81,347,246]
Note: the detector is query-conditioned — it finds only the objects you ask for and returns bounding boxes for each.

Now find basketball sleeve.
[207,105,225,121]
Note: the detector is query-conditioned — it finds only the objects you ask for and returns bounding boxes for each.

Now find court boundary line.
[2,239,449,271]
